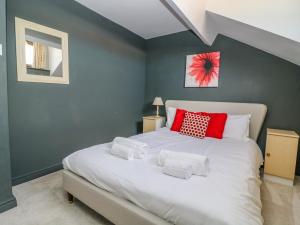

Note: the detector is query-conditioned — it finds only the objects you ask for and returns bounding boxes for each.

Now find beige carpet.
[0,171,112,225]
[261,177,300,225]
[0,170,299,225]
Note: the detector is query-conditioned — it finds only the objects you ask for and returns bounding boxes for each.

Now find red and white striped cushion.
[180,112,210,139]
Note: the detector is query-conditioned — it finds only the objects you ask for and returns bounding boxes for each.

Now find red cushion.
[180,112,210,139]
[170,109,187,131]
[171,109,202,131]
[201,112,228,139]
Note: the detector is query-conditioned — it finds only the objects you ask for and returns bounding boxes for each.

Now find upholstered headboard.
[165,100,267,141]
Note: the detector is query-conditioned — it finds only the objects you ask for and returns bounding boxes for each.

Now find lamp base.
[156,105,160,117]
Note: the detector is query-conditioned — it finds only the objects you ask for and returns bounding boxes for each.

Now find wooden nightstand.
[264,128,299,186]
[143,116,166,133]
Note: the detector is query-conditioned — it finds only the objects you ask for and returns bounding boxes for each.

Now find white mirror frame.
[15,17,69,84]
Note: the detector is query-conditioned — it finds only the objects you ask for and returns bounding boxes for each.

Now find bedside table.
[143,116,166,133]
[264,128,299,186]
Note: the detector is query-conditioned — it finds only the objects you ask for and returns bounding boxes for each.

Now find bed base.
[63,169,171,225]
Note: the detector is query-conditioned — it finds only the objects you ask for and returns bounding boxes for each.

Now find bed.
[62,100,267,225]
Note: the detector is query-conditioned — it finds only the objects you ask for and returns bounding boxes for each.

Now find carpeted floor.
[0,170,299,225]
[0,171,112,225]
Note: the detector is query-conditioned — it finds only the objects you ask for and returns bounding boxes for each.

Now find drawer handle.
[266,153,271,157]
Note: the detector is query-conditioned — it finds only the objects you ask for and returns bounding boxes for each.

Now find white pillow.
[166,107,177,128]
[223,114,251,140]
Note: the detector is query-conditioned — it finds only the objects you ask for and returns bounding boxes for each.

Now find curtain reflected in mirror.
[25,28,63,77]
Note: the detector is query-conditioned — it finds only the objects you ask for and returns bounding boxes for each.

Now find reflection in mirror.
[16,17,69,84]
[25,28,63,77]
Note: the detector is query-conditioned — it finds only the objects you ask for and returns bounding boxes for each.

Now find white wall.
[48,46,62,75]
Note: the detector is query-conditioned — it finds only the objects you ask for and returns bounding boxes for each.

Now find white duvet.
[63,128,264,225]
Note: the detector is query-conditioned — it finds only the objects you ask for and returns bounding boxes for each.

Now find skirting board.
[12,163,63,185]
[263,174,294,186]
[0,196,17,213]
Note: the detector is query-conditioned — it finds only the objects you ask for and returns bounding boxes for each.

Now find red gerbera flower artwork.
[185,52,220,87]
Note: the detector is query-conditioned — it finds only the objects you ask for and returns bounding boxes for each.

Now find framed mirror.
[15,17,69,84]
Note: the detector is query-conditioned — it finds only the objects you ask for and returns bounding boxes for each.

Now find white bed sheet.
[63,128,264,225]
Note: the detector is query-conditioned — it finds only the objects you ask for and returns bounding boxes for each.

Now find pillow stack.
[166,107,250,140]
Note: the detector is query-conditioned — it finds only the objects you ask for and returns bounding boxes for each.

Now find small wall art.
[185,52,220,87]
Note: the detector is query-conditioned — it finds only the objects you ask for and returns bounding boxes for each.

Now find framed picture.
[185,52,220,87]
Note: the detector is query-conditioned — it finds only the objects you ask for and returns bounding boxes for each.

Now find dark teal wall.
[5,1,300,187]
[0,0,17,212]
[145,31,300,175]
[7,0,146,184]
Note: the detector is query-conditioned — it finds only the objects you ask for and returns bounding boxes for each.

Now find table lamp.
[152,97,164,117]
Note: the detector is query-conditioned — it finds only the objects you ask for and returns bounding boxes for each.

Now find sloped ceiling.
[75,0,300,65]
[165,0,300,66]
[74,0,188,39]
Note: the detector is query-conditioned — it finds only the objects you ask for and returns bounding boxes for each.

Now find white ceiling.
[75,0,188,39]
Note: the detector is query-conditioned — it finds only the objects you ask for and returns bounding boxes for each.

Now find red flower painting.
[185,52,220,87]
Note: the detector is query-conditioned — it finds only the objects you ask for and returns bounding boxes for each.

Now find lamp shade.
[152,97,164,106]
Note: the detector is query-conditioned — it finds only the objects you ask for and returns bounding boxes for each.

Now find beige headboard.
[165,100,267,141]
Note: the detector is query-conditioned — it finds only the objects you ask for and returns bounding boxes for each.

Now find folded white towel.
[113,137,148,149]
[162,158,193,179]
[110,143,134,160]
[158,150,209,176]
[133,148,147,159]
[113,137,148,159]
